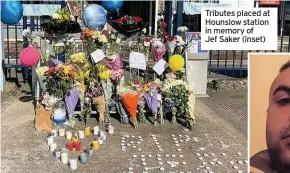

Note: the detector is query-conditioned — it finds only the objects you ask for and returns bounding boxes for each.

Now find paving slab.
[1,95,247,173]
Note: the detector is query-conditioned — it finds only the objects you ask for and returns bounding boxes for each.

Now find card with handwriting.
[153,58,168,75]
[91,49,105,64]
[129,52,146,70]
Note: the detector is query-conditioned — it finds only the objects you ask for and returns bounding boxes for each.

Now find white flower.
[177,26,188,32]
[176,35,185,46]
[54,42,65,47]
[85,97,90,103]
[111,34,116,39]
[22,28,30,37]
[116,38,121,44]
[166,40,176,54]
[142,28,147,33]
[152,40,163,50]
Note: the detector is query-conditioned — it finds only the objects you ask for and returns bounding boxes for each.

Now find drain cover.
[219,102,247,120]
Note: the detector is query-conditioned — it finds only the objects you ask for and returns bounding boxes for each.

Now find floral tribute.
[35,5,196,131]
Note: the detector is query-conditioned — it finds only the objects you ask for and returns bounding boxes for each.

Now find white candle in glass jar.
[108,125,114,134]
[51,130,57,137]
[61,153,68,164]
[69,159,77,170]
[47,136,54,145]
[59,129,65,137]
[66,131,72,140]
[50,143,57,152]
[93,126,100,135]
[100,130,106,140]
[78,130,85,139]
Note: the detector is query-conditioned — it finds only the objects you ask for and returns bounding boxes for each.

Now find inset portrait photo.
[250,53,290,173]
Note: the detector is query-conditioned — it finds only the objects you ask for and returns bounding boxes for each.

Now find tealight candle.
[98,136,103,144]
[78,130,85,139]
[92,140,100,151]
[51,130,57,137]
[84,127,91,136]
[100,131,106,140]
[74,141,81,151]
[54,149,61,159]
[61,152,68,164]
[93,126,100,135]
[72,134,79,143]
[69,159,77,170]
[108,124,114,134]
[66,142,74,151]
[50,143,57,152]
[47,136,54,145]
[66,131,72,140]
[59,129,65,137]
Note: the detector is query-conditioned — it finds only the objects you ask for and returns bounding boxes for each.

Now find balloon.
[83,4,107,30]
[169,54,185,72]
[19,47,40,67]
[1,0,23,25]
[102,0,123,13]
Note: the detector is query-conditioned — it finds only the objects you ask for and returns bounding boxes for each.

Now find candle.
[51,130,57,137]
[54,149,61,159]
[78,130,85,139]
[50,143,57,152]
[97,136,103,145]
[59,129,65,137]
[92,140,100,151]
[89,148,93,156]
[93,126,100,135]
[100,130,106,140]
[79,152,88,164]
[47,136,54,145]
[84,127,91,136]
[108,124,114,134]
[61,152,68,164]
[66,142,74,151]
[74,141,81,151]
[72,134,79,143]
[66,131,72,140]
[69,159,78,170]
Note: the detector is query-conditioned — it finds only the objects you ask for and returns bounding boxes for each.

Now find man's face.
[267,68,290,171]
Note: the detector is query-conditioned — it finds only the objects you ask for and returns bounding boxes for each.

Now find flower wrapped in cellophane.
[151,40,166,62]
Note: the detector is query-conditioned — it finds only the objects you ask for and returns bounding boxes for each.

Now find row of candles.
[46,125,114,170]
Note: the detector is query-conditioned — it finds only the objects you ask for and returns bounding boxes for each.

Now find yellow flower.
[62,65,71,74]
[98,34,107,43]
[71,52,86,64]
[144,85,150,92]
[99,70,110,80]
[79,83,86,92]
[52,13,59,19]
[142,28,147,33]
[36,66,49,76]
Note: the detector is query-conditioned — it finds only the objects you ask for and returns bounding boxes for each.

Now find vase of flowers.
[53,99,67,124]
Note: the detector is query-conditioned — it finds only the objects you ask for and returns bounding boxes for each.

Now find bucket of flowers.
[115,15,143,37]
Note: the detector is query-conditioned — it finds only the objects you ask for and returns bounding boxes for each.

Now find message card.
[153,59,168,75]
[201,8,277,50]
[91,49,105,64]
[129,52,146,70]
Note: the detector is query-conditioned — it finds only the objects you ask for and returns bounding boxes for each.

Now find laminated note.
[153,59,168,75]
[129,52,146,70]
[91,49,105,64]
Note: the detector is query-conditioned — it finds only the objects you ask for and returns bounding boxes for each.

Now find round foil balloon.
[19,47,40,67]
[169,54,185,72]
[1,0,23,25]
[83,4,107,30]
[102,0,123,13]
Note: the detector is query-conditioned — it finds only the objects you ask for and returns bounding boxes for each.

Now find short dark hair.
[280,60,290,73]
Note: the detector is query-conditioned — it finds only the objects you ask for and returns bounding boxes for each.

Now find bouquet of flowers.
[91,83,106,124]
[115,15,143,37]
[45,64,75,99]
[41,8,81,35]
[36,66,49,92]
[151,40,166,62]
[81,28,108,49]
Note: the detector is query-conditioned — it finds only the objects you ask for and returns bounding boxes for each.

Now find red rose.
[116,18,122,24]
[122,16,128,23]
[39,95,44,100]
[167,36,176,41]
[144,37,152,42]
[162,31,168,37]
[48,68,55,74]
[133,16,142,23]
[161,22,167,29]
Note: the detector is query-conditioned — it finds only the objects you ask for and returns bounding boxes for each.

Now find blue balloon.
[1,0,23,25]
[102,0,123,13]
[83,4,107,31]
